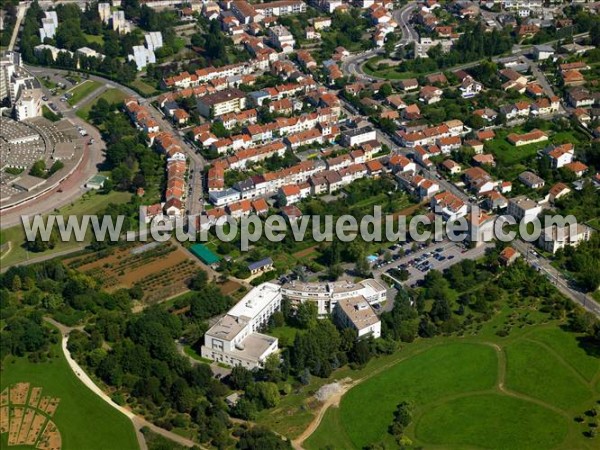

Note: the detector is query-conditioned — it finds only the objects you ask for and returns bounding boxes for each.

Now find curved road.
[340,1,418,81]
[44,317,201,450]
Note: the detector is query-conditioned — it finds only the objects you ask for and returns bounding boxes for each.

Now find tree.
[393,401,412,427]
[11,275,22,292]
[295,301,318,329]
[237,426,292,449]
[254,381,280,408]
[354,254,371,278]
[379,83,393,98]
[29,160,46,178]
[350,339,371,366]
[229,365,253,390]
[189,270,208,290]
[430,297,452,322]
[230,398,257,420]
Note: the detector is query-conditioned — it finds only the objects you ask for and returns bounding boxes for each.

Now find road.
[7,2,27,51]
[392,1,419,45]
[25,65,206,218]
[512,240,600,318]
[340,1,418,81]
[44,317,201,450]
[1,68,110,229]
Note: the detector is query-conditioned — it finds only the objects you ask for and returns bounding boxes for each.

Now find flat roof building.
[201,283,281,369]
[334,296,381,339]
[197,88,247,118]
[281,278,387,315]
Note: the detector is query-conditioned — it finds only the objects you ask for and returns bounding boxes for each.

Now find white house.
[333,297,381,339]
[201,283,281,369]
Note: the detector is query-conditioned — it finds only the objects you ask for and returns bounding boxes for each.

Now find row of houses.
[208,138,383,207]
[124,98,188,218]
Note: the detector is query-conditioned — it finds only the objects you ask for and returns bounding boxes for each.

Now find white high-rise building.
[201,283,281,369]
[111,11,131,34]
[39,11,58,41]
[144,32,163,52]
[128,46,156,70]
[0,51,20,103]
[15,88,42,120]
[98,3,111,23]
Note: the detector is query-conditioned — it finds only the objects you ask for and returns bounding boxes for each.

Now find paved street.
[25,65,206,219]
[512,240,600,318]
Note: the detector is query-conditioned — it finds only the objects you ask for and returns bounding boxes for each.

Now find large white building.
[507,195,543,223]
[14,87,42,120]
[538,224,592,254]
[197,88,247,118]
[98,3,111,23]
[1,51,42,120]
[281,279,387,315]
[39,11,58,41]
[201,283,281,369]
[333,297,381,339]
[128,45,156,70]
[145,32,164,52]
[267,26,296,53]
[1,51,20,102]
[342,126,377,148]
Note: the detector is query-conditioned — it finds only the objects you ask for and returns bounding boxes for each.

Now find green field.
[362,57,417,80]
[84,33,104,45]
[304,320,600,450]
[76,88,128,121]
[129,79,159,97]
[0,190,131,268]
[416,394,569,449]
[67,80,102,106]
[1,332,138,450]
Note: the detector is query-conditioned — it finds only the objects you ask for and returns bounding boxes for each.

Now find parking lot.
[371,239,492,288]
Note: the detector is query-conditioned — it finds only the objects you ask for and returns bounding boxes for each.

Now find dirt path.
[292,379,359,450]
[44,317,203,450]
[292,345,435,449]
[485,341,571,418]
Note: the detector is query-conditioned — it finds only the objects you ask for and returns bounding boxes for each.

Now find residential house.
[419,85,443,104]
[545,143,574,169]
[460,76,483,98]
[499,247,520,266]
[431,191,467,221]
[441,159,461,175]
[473,153,495,167]
[548,182,571,204]
[247,257,274,275]
[518,171,545,189]
[507,195,542,223]
[538,224,591,254]
[507,129,548,146]
[564,161,588,178]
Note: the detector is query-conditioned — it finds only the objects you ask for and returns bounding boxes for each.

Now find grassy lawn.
[587,218,600,232]
[1,336,138,450]
[505,339,593,410]
[84,33,104,45]
[362,57,417,80]
[484,133,545,166]
[415,394,568,450]
[0,190,131,268]
[66,80,103,106]
[129,79,159,97]
[333,342,498,449]
[269,326,303,347]
[76,88,128,121]
[303,313,600,450]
